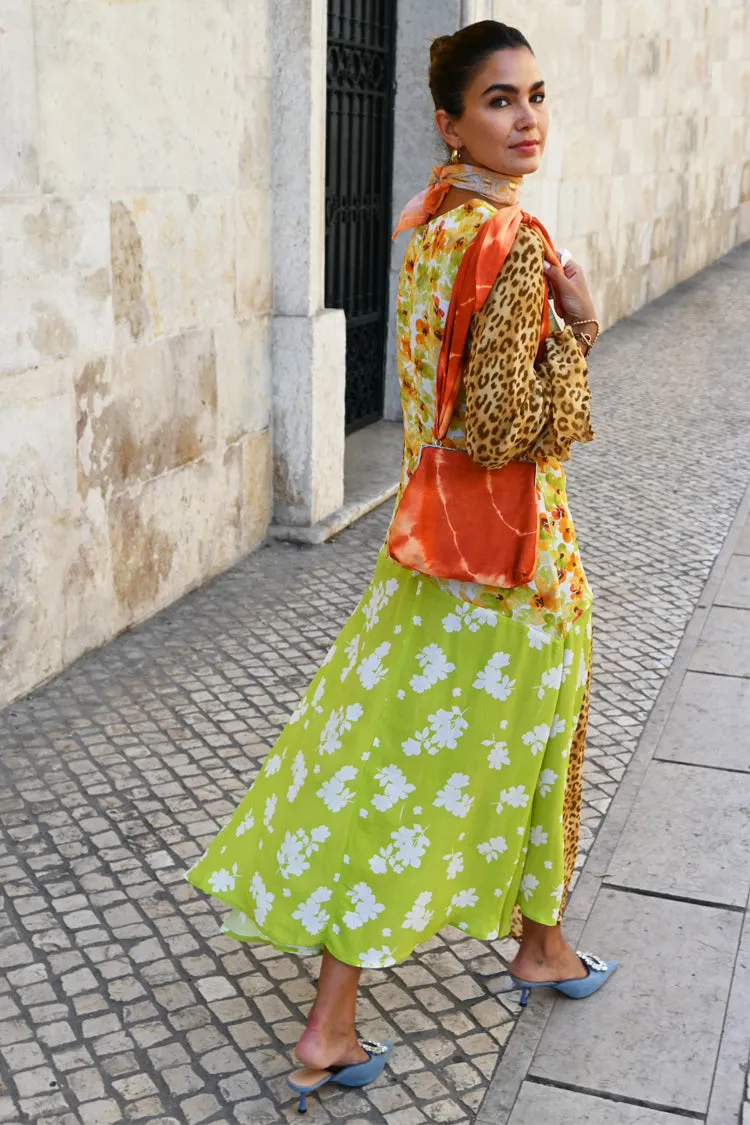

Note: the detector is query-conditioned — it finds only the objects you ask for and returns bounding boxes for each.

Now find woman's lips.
[511,141,540,153]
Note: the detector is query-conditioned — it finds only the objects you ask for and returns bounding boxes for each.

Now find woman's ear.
[435,109,462,153]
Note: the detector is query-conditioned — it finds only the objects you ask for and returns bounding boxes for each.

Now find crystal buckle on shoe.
[577,951,608,973]
[360,1039,388,1055]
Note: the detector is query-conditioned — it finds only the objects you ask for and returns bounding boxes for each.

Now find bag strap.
[433,210,560,442]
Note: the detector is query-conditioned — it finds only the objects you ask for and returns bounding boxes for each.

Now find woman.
[188,20,615,1112]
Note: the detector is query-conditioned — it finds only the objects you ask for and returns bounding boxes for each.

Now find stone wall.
[468,0,750,327]
[0,1,274,706]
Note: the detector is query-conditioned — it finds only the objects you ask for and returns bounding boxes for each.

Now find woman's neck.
[432,184,514,221]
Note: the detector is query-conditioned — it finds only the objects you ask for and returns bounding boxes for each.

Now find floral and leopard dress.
[187,200,595,968]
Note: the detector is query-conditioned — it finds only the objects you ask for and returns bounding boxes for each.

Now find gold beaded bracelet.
[568,318,600,355]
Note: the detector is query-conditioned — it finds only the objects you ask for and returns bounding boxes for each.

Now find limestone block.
[34,0,247,193]
[241,429,273,552]
[110,194,234,347]
[0,196,112,377]
[215,318,272,445]
[236,188,273,317]
[0,0,39,192]
[239,77,273,190]
[107,455,238,621]
[75,331,218,500]
[231,0,272,81]
[215,430,271,568]
[0,363,75,701]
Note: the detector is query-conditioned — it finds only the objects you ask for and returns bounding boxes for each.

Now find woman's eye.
[490,97,509,108]
[531,93,546,103]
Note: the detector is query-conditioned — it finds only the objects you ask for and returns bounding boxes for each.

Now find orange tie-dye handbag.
[388,207,560,589]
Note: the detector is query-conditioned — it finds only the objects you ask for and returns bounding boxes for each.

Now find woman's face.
[436,48,549,178]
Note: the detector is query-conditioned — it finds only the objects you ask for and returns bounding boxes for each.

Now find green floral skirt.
[187,548,592,968]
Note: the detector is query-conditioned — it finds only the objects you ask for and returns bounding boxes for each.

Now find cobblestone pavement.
[1,243,750,1125]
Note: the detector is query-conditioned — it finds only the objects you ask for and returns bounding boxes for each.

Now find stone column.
[271,0,346,527]
[384,0,463,421]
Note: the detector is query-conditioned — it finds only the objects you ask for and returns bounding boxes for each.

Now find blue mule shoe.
[287,1039,392,1113]
[510,951,617,1007]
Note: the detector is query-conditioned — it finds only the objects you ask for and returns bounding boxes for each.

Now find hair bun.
[429,34,452,63]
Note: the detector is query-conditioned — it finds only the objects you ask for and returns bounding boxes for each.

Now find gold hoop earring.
[450,147,462,164]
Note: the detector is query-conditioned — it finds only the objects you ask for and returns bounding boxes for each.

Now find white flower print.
[520,874,539,901]
[483,737,511,770]
[289,695,308,725]
[495,785,530,813]
[551,714,567,739]
[317,766,358,813]
[372,765,415,812]
[342,883,385,930]
[250,873,274,926]
[363,579,400,631]
[578,651,589,689]
[264,795,277,832]
[410,644,456,694]
[443,851,464,880]
[535,650,575,699]
[340,635,361,683]
[527,624,552,650]
[357,642,391,690]
[311,678,326,714]
[235,811,254,838]
[208,864,238,894]
[403,892,434,932]
[413,616,422,625]
[537,769,559,797]
[443,603,498,633]
[401,707,467,757]
[359,946,396,968]
[265,752,285,777]
[522,724,550,757]
[477,836,508,862]
[292,886,332,935]
[318,703,364,755]
[429,707,468,750]
[529,825,549,847]
[322,644,337,667]
[473,652,516,701]
[369,824,430,875]
[434,773,474,819]
[276,826,331,879]
[287,751,308,803]
[551,880,565,903]
[451,888,478,910]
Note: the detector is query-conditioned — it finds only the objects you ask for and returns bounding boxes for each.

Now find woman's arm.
[464,225,594,468]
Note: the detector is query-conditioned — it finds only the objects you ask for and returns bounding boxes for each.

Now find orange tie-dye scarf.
[394,164,561,437]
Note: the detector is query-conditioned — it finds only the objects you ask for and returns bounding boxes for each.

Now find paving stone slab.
[506,1082,692,1124]
[655,671,750,771]
[604,760,750,906]
[716,555,750,609]
[690,607,750,677]
[530,888,741,1115]
[736,516,750,555]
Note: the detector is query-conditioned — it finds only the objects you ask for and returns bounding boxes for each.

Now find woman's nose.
[515,103,536,129]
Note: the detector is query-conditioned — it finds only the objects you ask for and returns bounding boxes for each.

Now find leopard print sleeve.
[464,224,594,468]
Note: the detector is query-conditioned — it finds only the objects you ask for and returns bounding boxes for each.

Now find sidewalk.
[478,483,750,1125]
[0,241,749,1125]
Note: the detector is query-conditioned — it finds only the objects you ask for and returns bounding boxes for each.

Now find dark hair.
[429,21,533,118]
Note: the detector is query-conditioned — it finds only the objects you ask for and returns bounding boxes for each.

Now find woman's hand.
[543,258,597,325]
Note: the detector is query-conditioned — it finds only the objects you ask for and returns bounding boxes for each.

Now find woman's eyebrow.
[481,80,546,97]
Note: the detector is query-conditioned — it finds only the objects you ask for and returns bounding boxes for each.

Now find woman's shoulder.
[511,221,546,265]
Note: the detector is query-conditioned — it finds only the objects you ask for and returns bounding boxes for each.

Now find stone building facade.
[1,0,748,706]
